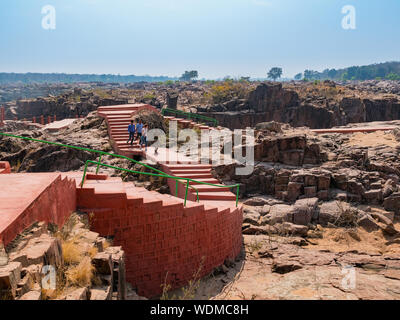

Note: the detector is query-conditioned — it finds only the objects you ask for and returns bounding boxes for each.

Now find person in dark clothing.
[127,120,136,145]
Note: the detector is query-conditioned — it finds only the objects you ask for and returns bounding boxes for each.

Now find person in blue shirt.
[136,120,143,142]
[127,120,136,145]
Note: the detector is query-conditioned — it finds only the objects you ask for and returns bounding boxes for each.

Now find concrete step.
[197,192,236,201]
[169,169,212,175]
[188,178,220,185]
[174,173,213,179]
[190,185,232,192]
[166,164,212,170]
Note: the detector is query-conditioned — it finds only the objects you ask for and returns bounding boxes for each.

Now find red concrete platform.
[0,173,76,246]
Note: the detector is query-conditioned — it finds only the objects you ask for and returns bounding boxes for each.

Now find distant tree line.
[298,62,400,81]
[0,73,178,84]
[180,71,199,81]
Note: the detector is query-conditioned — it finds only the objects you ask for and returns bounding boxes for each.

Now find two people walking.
[127,119,148,151]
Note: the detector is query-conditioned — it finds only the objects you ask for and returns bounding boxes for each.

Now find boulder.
[318,201,349,226]
[242,225,276,235]
[255,121,283,133]
[0,262,22,299]
[243,210,261,226]
[370,212,393,226]
[382,179,396,198]
[267,204,294,225]
[272,257,302,274]
[10,234,63,268]
[66,287,88,300]
[105,246,127,300]
[92,252,113,276]
[292,198,318,225]
[384,193,400,213]
[90,286,112,300]
[357,214,380,232]
[243,197,271,206]
[19,290,41,300]
[275,222,308,237]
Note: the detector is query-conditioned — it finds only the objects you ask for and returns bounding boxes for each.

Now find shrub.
[205,81,250,104]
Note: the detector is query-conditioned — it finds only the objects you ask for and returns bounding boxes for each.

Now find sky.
[0,0,399,79]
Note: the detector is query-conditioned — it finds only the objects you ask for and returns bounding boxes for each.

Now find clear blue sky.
[0,0,399,79]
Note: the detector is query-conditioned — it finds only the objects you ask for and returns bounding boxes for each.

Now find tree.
[327,69,338,79]
[294,73,303,80]
[180,70,198,82]
[267,67,282,81]
[303,70,319,80]
[386,72,400,81]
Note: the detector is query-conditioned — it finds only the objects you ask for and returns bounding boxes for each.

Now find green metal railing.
[0,132,239,207]
[162,108,218,127]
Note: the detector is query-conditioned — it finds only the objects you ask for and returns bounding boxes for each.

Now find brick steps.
[97,103,238,210]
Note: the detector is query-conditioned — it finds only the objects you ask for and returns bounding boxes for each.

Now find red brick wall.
[0,175,76,246]
[78,191,243,298]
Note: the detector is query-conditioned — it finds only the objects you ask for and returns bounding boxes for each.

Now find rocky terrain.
[2,80,400,300]
[4,80,400,131]
[0,213,146,300]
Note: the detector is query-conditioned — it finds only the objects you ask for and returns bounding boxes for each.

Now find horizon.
[1,0,399,79]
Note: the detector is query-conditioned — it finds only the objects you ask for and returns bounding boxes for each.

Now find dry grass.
[306,227,390,254]
[161,257,206,300]
[333,202,360,229]
[62,237,84,265]
[65,256,95,287]
[88,246,98,259]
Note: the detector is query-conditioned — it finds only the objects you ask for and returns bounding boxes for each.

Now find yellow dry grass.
[307,225,400,255]
[65,256,95,287]
[62,238,84,265]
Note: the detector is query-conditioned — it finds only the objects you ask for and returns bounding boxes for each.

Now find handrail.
[81,160,199,206]
[0,132,167,176]
[162,108,218,127]
[0,132,240,207]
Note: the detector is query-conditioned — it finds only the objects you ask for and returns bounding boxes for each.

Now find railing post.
[184,179,189,207]
[175,180,178,196]
[236,185,239,207]
[80,162,89,188]
[0,107,4,126]
[96,154,102,174]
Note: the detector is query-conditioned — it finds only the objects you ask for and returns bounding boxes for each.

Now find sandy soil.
[346,131,399,148]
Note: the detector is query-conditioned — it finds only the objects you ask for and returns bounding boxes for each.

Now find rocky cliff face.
[5,94,128,121]
[200,82,400,130]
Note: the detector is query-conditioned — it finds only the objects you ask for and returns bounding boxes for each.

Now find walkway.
[97,104,238,206]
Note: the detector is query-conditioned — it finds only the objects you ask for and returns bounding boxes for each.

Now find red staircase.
[98,104,238,204]
[97,104,160,157]
[161,163,237,202]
